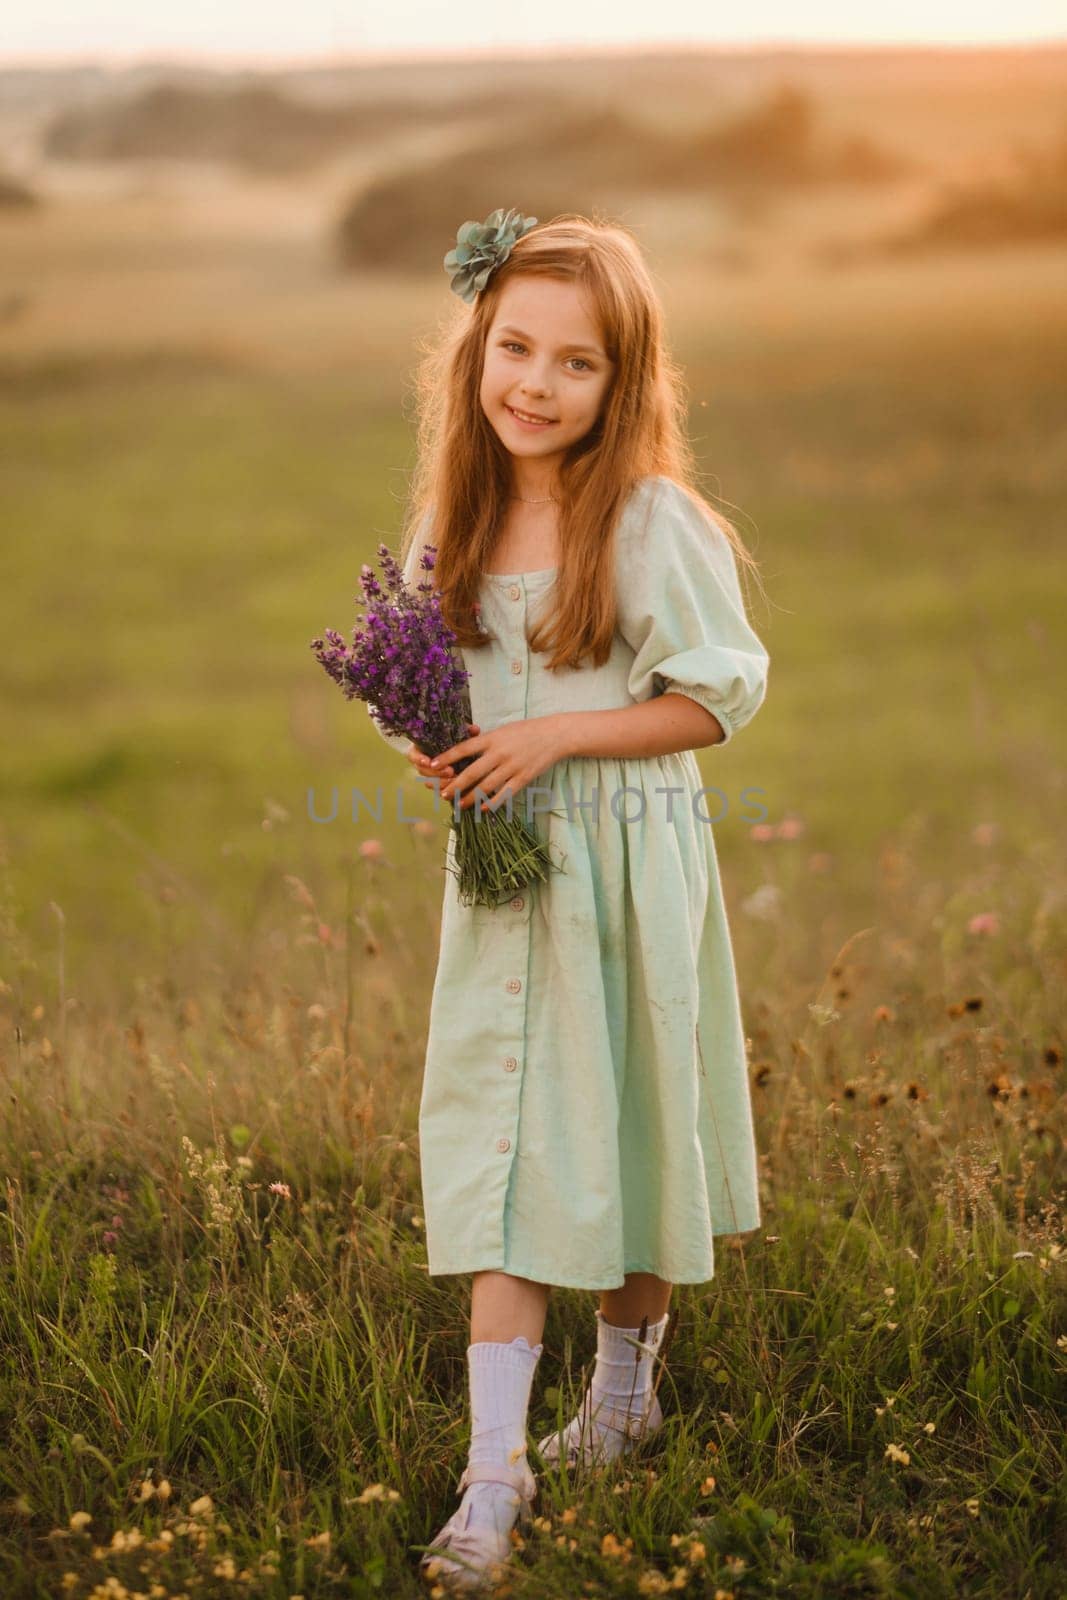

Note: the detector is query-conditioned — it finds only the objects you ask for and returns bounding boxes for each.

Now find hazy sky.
[3,0,1065,62]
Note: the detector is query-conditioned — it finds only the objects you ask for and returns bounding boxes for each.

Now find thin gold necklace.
[510,494,559,503]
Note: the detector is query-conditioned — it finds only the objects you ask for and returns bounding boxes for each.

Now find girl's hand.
[433,715,568,813]
[406,725,481,790]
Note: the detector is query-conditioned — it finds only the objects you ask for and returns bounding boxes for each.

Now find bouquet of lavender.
[311,542,559,909]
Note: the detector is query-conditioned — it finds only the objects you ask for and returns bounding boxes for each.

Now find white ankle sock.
[462,1334,543,1536]
[582,1308,669,1456]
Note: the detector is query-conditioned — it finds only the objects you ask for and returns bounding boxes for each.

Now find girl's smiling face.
[480,276,614,480]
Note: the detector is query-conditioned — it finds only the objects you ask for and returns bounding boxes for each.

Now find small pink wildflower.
[776,816,805,839]
[967,911,1000,936]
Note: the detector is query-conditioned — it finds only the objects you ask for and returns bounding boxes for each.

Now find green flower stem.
[444,801,562,908]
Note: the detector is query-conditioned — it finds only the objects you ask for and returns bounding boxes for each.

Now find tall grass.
[0,813,1064,1597]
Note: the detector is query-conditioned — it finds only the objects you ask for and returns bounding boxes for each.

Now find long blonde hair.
[401,210,762,672]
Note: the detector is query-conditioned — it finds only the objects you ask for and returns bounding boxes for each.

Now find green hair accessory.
[443,207,539,303]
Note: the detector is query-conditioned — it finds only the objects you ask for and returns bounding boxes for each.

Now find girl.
[368,208,770,1592]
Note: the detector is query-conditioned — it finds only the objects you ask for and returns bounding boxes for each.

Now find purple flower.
[311,541,559,908]
[311,542,472,758]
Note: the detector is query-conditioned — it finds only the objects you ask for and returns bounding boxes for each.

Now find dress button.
[505,977,522,994]
[503,1057,518,1072]
[510,659,522,674]
[510,896,524,911]
[508,584,521,601]
[496,1137,511,1153]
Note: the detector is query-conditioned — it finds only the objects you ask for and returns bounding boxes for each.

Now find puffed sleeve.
[365,509,435,756]
[614,476,769,746]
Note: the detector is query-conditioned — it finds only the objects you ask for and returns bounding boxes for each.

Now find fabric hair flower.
[443,207,539,303]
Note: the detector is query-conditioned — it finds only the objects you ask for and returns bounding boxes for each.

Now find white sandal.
[537,1387,664,1469]
[418,1458,537,1592]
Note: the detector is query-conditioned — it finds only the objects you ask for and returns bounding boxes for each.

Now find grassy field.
[1,82,1066,1594]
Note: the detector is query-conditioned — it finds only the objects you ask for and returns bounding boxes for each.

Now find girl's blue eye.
[501,340,591,372]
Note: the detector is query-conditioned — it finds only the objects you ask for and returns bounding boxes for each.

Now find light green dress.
[369,475,769,1290]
